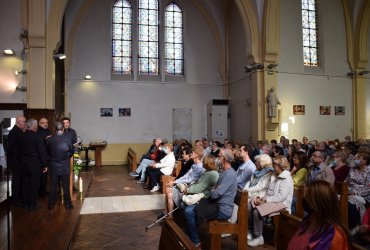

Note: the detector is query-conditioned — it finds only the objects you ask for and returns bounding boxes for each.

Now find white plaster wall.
[278,0,352,141]
[66,0,223,143]
[228,1,252,142]
[0,0,25,103]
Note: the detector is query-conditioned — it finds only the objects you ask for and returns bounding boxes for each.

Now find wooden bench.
[158,217,197,250]
[161,161,182,194]
[275,212,302,250]
[334,181,348,227]
[127,147,137,172]
[294,182,348,227]
[209,191,248,250]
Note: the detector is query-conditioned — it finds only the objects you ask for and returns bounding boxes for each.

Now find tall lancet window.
[112,0,132,74]
[165,3,183,75]
[302,0,319,66]
[138,0,159,75]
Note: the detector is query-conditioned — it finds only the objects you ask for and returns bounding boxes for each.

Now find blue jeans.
[184,203,228,245]
[136,159,154,181]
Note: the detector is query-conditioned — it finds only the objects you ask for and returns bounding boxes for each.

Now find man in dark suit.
[6,115,26,206]
[19,119,48,210]
[37,118,52,196]
[47,121,74,210]
[62,117,77,145]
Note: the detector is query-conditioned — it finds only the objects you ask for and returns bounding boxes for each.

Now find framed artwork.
[335,106,345,115]
[320,106,331,115]
[293,105,305,115]
[100,108,113,117]
[119,108,131,117]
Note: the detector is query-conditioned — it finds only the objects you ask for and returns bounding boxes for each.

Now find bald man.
[37,118,52,196]
[7,115,26,205]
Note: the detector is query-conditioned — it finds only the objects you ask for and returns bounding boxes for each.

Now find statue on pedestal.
[267,87,281,118]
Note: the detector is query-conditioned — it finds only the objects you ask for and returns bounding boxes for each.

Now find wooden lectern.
[89,141,107,167]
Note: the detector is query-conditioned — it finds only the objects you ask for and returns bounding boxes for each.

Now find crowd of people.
[5,115,78,211]
[132,136,370,249]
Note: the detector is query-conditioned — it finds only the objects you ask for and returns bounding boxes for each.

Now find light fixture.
[84,74,92,80]
[347,71,357,77]
[267,63,278,69]
[15,86,27,92]
[359,70,370,76]
[244,63,264,73]
[54,54,66,60]
[14,70,27,76]
[3,49,15,56]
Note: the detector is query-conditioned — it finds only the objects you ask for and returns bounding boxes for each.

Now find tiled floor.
[80,194,165,214]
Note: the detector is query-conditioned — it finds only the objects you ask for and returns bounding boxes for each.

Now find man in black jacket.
[19,119,48,210]
[62,117,77,145]
[6,115,26,206]
[47,121,74,210]
[37,118,52,196]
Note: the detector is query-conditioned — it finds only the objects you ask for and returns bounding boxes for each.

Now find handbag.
[182,193,204,205]
[195,197,219,223]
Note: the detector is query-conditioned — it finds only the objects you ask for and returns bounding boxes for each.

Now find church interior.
[1,0,370,249]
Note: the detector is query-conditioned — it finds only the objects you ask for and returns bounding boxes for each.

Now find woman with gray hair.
[224,154,274,234]
[243,154,274,200]
[248,155,294,247]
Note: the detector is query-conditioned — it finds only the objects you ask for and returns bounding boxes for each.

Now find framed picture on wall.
[293,105,305,115]
[320,106,331,115]
[100,108,113,117]
[119,108,131,117]
[335,106,345,115]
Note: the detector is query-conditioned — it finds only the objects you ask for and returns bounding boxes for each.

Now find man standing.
[6,115,26,205]
[47,121,74,210]
[236,145,256,189]
[62,117,77,145]
[37,118,52,196]
[19,119,48,210]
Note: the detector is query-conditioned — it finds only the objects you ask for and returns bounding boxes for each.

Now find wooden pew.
[158,217,197,250]
[275,212,302,250]
[209,191,248,250]
[161,161,182,194]
[127,147,137,172]
[294,182,348,226]
[334,181,348,227]
[294,186,305,218]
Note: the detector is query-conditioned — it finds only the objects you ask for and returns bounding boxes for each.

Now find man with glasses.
[306,150,335,185]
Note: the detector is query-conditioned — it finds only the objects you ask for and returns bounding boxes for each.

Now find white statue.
[267,87,281,118]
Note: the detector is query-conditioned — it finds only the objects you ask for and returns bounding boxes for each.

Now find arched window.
[138,0,159,75]
[165,3,183,75]
[112,0,132,74]
[301,0,319,66]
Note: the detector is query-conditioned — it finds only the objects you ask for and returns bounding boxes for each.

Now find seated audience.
[175,147,194,180]
[291,151,308,188]
[347,152,370,229]
[184,148,237,248]
[351,207,370,249]
[161,146,204,217]
[288,180,350,249]
[306,150,335,185]
[331,149,350,182]
[146,143,176,192]
[210,141,221,157]
[183,155,219,201]
[235,144,256,190]
[248,155,293,247]
[129,138,162,179]
[227,154,273,225]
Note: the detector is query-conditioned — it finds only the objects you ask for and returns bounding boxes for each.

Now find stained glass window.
[165,3,183,75]
[302,0,319,66]
[138,0,159,75]
[112,0,132,74]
